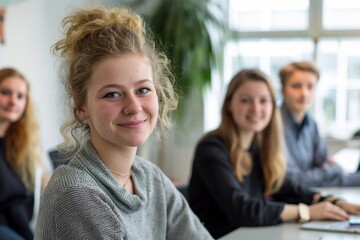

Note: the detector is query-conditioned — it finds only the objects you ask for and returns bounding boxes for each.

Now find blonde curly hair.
[52,7,178,155]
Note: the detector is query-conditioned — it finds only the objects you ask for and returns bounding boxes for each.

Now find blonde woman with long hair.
[0,67,44,240]
[188,69,360,239]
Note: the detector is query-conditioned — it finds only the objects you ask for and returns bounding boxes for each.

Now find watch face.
[299,203,310,222]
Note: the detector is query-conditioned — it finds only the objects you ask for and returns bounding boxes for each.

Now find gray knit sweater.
[34,140,213,240]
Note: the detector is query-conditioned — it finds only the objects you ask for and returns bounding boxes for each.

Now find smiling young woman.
[0,67,44,240]
[34,7,213,240]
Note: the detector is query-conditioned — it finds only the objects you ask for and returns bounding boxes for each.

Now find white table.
[220,187,360,240]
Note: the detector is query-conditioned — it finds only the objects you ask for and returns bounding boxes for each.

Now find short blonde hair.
[279,61,320,87]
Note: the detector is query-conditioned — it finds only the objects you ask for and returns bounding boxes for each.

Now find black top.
[0,138,34,240]
[188,136,314,239]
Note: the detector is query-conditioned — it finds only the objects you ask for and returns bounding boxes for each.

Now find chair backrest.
[176,184,189,200]
[353,129,360,139]
[29,166,42,231]
[48,149,70,169]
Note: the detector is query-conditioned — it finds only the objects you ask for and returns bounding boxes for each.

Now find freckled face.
[82,54,158,150]
[0,76,28,123]
[282,70,317,115]
[228,81,273,134]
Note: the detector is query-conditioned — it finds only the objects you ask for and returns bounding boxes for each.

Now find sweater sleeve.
[271,177,315,205]
[36,186,127,240]
[160,170,214,240]
[193,138,284,227]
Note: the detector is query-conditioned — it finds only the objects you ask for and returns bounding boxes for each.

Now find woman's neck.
[239,131,255,150]
[90,138,136,174]
[290,110,306,124]
[0,121,9,138]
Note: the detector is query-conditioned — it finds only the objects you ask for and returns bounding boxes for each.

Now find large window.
[229,0,309,31]
[224,39,313,103]
[220,0,360,138]
[323,0,360,29]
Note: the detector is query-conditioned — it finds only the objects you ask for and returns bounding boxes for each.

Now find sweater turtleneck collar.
[71,140,147,213]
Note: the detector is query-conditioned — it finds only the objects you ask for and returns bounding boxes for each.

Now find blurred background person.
[0,67,46,240]
[279,61,360,187]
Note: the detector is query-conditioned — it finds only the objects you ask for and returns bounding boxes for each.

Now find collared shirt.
[280,104,345,186]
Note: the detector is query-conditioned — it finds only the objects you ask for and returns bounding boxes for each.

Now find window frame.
[221,0,360,138]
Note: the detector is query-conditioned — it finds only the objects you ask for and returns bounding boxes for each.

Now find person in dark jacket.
[188,69,360,239]
[0,67,44,240]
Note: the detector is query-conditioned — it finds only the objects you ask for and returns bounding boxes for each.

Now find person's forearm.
[312,193,336,204]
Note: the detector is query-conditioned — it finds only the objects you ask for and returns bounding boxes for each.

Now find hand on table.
[335,200,360,216]
[309,201,349,221]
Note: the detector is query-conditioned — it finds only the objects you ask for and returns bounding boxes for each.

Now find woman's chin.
[126,138,148,147]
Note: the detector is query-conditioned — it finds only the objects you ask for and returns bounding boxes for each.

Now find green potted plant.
[147,0,227,119]
[142,0,227,173]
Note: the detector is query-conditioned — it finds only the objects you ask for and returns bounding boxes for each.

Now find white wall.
[1,0,63,163]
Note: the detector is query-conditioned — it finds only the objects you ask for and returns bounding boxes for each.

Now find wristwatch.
[298,203,310,223]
